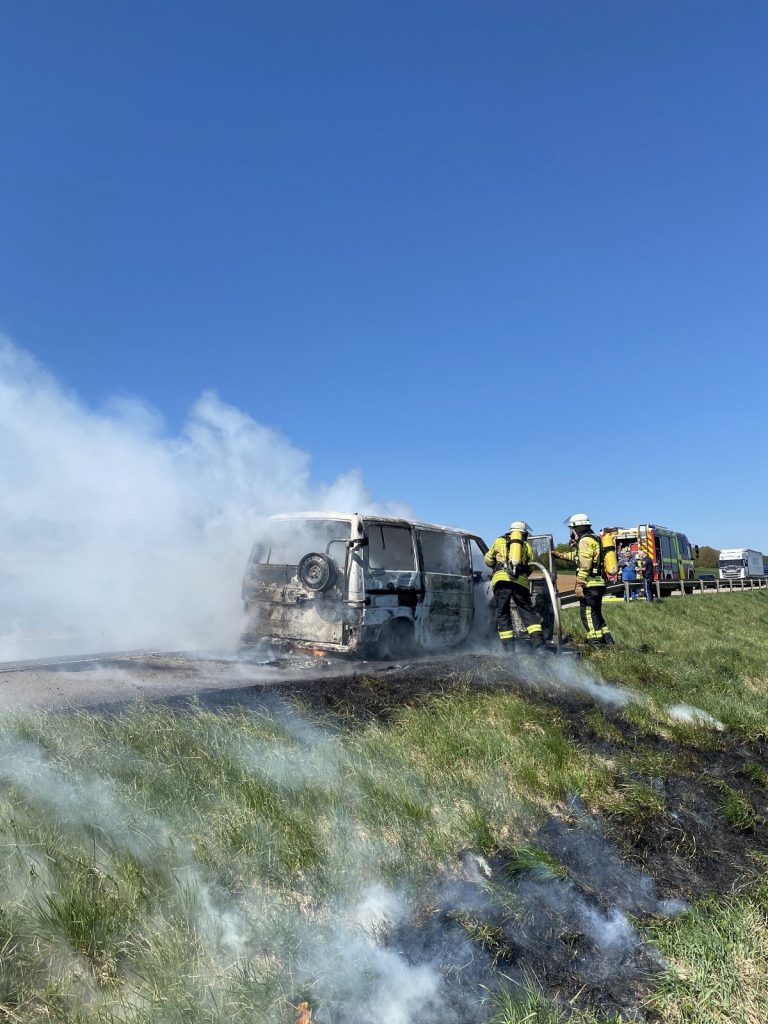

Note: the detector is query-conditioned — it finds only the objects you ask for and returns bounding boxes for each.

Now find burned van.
[241,512,498,656]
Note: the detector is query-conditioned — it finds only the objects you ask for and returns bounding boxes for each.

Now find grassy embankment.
[0,593,767,1023]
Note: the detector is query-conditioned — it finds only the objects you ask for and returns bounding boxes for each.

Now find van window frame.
[366,523,417,572]
[417,528,470,576]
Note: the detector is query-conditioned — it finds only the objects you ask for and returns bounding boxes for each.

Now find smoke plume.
[0,337,404,661]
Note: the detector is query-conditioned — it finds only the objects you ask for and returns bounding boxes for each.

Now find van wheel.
[377,619,416,660]
[297,552,337,592]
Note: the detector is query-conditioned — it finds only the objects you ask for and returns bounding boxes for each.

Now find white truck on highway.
[718,548,765,580]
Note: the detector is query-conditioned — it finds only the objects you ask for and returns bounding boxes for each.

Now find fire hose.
[530,560,562,653]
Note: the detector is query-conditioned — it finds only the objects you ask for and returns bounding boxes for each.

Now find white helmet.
[508,520,532,534]
[564,513,591,528]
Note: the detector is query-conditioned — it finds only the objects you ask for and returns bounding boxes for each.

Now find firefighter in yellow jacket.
[553,513,615,649]
[484,521,545,654]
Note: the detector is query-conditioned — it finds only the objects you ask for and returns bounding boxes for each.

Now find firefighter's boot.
[529,633,546,655]
[586,638,604,650]
[501,639,516,656]
[601,633,615,647]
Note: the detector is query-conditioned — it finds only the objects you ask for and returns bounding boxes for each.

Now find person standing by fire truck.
[553,513,615,648]
[636,549,655,602]
[484,521,545,654]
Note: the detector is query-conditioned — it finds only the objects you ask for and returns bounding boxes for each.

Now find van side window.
[419,530,469,574]
[368,525,415,570]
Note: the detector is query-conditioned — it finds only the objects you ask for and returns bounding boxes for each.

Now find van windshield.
[255,519,351,565]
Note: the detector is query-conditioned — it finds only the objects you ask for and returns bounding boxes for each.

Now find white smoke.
[0,727,187,868]
[351,884,406,937]
[493,651,634,709]
[0,720,467,1022]
[0,337,405,661]
[0,682,692,1022]
[534,654,633,707]
[515,657,726,730]
[667,703,726,731]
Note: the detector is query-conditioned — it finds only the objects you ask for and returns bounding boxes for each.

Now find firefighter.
[553,513,615,648]
[484,521,545,654]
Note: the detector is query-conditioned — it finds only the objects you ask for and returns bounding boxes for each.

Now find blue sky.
[1,1,766,549]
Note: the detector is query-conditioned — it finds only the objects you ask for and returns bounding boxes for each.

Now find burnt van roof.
[268,512,478,538]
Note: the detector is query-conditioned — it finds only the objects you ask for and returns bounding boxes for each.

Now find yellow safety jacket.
[484,536,536,590]
[558,535,605,588]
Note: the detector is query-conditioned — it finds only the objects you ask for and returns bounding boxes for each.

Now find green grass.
[490,976,623,1023]
[562,591,768,739]
[744,761,768,787]
[707,779,762,831]
[646,883,768,1024]
[1,593,768,1021]
[503,845,568,881]
[581,706,625,744]
[0,698,613,1022]
[618,745,685,780]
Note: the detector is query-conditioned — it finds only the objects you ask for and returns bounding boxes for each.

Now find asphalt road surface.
[0,649,458,713]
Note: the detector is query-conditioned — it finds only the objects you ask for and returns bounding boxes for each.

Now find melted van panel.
[243,563,345,646]
[256,592,344,645]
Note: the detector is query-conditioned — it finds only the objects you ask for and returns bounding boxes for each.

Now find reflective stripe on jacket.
[484,536,535,590]
[558,535,605,587]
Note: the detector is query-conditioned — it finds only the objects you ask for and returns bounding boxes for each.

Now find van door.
[364,522,422,615]
[416,529,473,648]
[469,536,494,644]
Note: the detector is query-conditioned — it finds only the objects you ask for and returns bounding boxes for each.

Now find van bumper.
[241,620,394,659]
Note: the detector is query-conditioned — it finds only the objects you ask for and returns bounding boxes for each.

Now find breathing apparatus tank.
[600,530,618,577]
[507,528,526,576]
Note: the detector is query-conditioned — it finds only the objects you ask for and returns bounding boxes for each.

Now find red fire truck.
[610,524,697,581]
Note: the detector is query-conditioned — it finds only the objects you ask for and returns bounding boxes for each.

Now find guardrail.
[561,576,767,607]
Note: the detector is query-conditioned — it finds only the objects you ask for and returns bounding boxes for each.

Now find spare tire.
[297,552,338,592]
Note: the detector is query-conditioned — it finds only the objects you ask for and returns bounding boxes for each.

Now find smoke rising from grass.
[0,713,486,1023]
[528,654,633,707]
[0,337,405,661]
[465,645,635,709]
[511,655,726,731]
[0,673,699,1022]
[668,703,726,730]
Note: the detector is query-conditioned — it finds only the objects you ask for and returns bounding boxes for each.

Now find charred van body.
[241,513,498,657]
[241,513,559,658]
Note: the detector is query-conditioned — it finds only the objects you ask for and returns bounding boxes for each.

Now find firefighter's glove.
[574,579,586,600]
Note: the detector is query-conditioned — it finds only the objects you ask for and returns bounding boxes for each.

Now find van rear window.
[255,520,350,565]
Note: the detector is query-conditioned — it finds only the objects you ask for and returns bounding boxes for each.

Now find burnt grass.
[275,655,768,900]
[267,653,768,1020]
